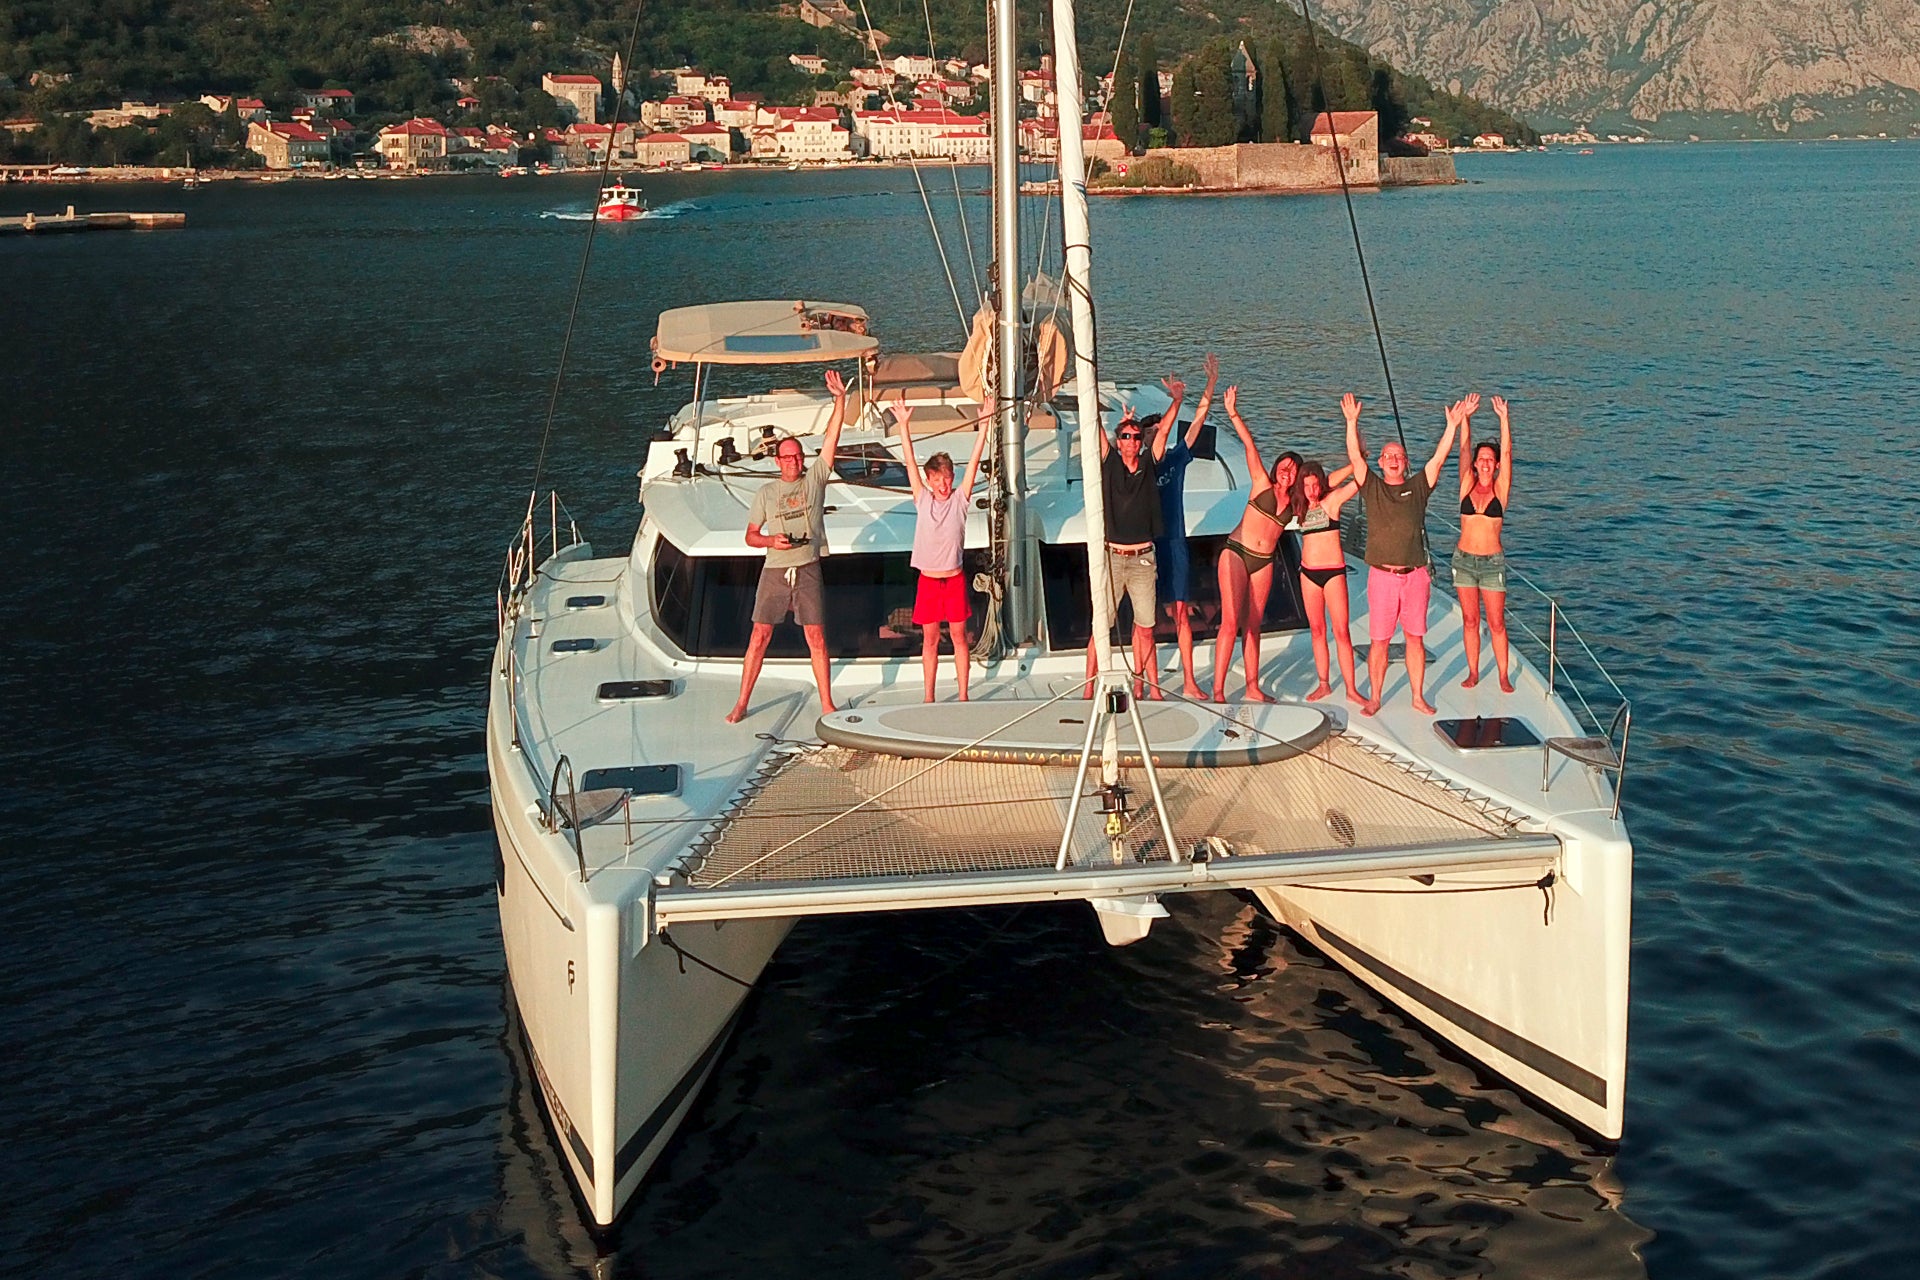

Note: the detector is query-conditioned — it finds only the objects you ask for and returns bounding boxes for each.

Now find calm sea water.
[3,143,1917,1279]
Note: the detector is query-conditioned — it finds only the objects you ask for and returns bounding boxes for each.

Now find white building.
[752,106,855,161]
[542,73,602,125]
[890,54,939,80]
[853,108,991,161]
[789,54,828,76]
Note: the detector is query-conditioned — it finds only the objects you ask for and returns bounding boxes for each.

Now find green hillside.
[0,0,1534,160]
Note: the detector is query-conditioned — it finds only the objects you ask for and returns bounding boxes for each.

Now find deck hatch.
[581,764,682,797]
[598,680,676,700]
[551,637,600,653]
[1435,717,1541,750]
[565,594,607,609]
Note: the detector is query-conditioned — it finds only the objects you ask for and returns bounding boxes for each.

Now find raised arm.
[1183,353,1218,450]
[959,392,993,497]
[1342,393,1368,483]
[1457,401,1475,499]
[1151,373,1185,461]
[820,367,851,470]
[1424,392,1472,489]
[1098,405,1135,462]
[892,392,922,501]
[1327,462,1355,487]
[1492,395,1513,503]
[1224,385,1265,489]
[1322,478,1362,517]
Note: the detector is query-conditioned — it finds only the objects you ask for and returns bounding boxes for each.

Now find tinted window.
[1041,534,1306,651]
[652,536,993,659]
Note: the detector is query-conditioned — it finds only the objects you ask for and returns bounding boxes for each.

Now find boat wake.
[538,200,701,222]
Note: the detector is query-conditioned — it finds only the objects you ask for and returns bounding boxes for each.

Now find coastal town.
[1,33,1512,191]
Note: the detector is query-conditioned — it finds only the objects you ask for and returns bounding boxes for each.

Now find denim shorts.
[1451,549,1508,592]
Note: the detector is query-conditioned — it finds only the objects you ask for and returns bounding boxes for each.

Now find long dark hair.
[1292,460,1327,523]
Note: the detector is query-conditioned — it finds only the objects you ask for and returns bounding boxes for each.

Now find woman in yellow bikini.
[1211,385,1301,703]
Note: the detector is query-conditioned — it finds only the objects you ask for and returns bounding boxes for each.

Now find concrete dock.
[0,206,186,235]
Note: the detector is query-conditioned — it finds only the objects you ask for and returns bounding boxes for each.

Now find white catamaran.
[486,1,1635,1227]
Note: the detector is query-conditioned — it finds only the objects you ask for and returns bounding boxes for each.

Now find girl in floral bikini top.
[1293,461,1363,703]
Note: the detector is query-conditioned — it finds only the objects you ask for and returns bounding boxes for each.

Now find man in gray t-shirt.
[726,369,851,724]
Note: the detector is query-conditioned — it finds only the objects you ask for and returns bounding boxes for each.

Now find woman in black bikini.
[1211,384,1299,703]
[1453,394,1514,691]
[1293,461,1363,702]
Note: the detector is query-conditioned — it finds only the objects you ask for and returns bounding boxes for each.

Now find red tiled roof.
[317,88,353,99]
[263,121,326,141]
[236,98,266,110]
[857,108,971,125]
[383,117,449,137]
[546,74,601,85]
[567,123,614,136]
[1310,110,1376,136]
[680,123,728,134]
[640,132,689,143]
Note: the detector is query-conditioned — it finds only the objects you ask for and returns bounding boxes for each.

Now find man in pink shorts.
[1342,391,1471,715]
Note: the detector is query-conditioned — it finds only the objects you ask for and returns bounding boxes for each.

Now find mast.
[990,0,1035,643]
[1048,0,1114,683]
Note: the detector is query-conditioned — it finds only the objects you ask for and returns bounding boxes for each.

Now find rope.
[1294,0,1408,455]
[855,0,969,339]
[527,0,651,501]
[659,930,756,987]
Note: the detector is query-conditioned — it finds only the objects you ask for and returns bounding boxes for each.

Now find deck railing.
[1340,505,1634,812]
[496,490,588,794]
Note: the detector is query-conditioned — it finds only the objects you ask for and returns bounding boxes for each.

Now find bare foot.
[1211,691,1228,704]
[1245,686,1273,704]
[724,704,747,724]
[923,694,936,703]
[1181,682,1204,700]
[1411,697,1437,715]
[1360,697,1381,717]
[1499,675,1515,693]
[821,701,837,716]
[957,691,969,701]
[1461,672,1480,689]
[1306,683,1332,702]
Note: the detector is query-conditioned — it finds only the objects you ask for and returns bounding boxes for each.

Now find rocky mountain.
[1303,0,1920,137]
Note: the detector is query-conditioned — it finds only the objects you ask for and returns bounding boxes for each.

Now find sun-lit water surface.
[2,142,1917,1279]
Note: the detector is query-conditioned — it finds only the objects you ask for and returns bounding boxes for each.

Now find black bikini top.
[1462,492,1506,519]
[1250,486,1283,520]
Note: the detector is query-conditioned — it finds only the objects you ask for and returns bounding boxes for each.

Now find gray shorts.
[752,561,826,626]
[1107,547,1157,629]
[1451,549,1508,593]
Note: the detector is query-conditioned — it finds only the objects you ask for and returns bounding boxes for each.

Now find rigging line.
[854,0,969,338]
[916,0,983,306]
[528,0,653,501]
[1293,0,1408,453]
[659,931,756,987]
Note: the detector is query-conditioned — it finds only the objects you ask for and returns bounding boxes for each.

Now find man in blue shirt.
[1153,354,1218,699]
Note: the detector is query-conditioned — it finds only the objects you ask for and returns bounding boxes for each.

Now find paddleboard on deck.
[817,699,1333,767]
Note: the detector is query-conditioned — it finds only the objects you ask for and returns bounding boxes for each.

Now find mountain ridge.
[1306,0,1920,138]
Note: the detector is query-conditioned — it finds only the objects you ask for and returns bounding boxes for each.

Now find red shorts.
[913,571,971,625]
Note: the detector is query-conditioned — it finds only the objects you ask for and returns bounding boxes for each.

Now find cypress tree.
[1168,60,1195,145]
[1369,66,1409,140]
[1189,41,1237,147]
[1262,38,1296,142]
[1137,35,1161,129]
[1110,47,1140,151]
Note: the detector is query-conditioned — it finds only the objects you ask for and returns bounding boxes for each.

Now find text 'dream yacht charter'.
[486,0,1634,1229]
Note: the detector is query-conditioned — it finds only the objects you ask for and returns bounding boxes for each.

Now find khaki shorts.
[752,561,826,626]
[1107,547,1157,629]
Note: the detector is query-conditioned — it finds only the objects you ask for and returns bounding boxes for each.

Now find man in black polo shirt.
[1086,402,1180,699]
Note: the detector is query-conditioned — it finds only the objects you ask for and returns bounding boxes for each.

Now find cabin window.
[1040,535,1306,651]
[652,536,993,659]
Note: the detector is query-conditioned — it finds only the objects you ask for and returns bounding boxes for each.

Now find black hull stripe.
[612,1005,747,1186]
[1315,924,1609,1107]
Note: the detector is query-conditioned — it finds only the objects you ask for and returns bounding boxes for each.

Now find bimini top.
[652,300,879,366]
